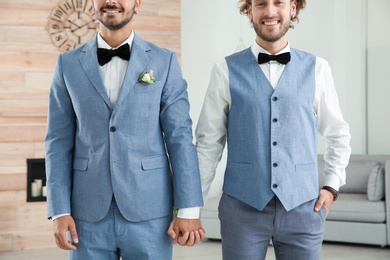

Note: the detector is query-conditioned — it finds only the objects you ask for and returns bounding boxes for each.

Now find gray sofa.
[319,154,390,246]
[200,154,390,247]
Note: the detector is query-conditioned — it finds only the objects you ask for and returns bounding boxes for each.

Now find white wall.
[288,1,367,154]
[181,0,389,195]
[181,0,253,125]
[367,0,390,154]
[182,0,255,197]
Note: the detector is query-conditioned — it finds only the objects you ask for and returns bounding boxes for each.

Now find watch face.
[48,0,99,52]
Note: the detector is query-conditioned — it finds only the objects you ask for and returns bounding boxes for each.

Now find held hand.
[167,218,205,247]
[53,215,78,250]
[314,189,335,216]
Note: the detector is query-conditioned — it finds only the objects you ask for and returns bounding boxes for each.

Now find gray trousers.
[219,193,326,260]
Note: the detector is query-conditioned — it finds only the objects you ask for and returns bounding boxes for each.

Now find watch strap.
[322,186,339,201]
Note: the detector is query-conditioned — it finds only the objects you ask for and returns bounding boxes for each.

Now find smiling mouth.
[102,5,123,14]
[103,9,122,13]
[263,20,279,26]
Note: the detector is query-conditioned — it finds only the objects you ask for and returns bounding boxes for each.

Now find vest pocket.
[295,163,316,172]
[227,162,253,172]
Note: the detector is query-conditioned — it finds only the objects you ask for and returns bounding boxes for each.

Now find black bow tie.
[258,52,291,64]
[97,43,130,66]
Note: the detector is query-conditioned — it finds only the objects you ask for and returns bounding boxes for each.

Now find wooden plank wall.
[0,0,181,252]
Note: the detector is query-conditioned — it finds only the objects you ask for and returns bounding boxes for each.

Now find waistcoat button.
[110,126,116,132]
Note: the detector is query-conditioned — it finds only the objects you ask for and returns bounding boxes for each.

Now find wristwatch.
[322,186,339,201]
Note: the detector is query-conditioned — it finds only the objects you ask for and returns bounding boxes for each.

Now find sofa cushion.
[367,165,385,201]
[327,193,386,223]
[318,161,378,193]
[341,162,378,193]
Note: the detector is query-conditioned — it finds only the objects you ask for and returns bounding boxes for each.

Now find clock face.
[48,0,100,52]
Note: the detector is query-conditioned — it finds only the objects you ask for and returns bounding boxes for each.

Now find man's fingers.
[172,219,181,244]
[69,222,79,244]
[314,194,326,212]
[177,231,190,246]
[54,232,63,249]
[172,218,206,246]
[315,190,334,215]
[53,224,66,249]
[199,228,206,240]
[167,220,176,239]
[54,230,76,250]
[53,216,77,250]
[193,230,201,244]
[173,224,181,244]
[186,231,196,247]
[314,200,323,212]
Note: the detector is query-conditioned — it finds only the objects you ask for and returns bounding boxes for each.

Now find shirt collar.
[251,41,291,58]
[97,31,135,50]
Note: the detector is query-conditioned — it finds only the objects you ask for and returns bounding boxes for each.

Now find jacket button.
[110,126,116,132]
[272,118,278,123]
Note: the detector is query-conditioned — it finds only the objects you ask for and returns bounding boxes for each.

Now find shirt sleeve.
[51,213,70,220]
[177,207,200,219]
[195,61,231,203]
[314,57,352,190]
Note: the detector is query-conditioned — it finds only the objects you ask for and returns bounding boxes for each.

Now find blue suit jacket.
[45,33,203,222]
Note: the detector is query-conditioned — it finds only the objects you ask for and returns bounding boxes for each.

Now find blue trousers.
[69,198,172,260]
[219,193,326,260]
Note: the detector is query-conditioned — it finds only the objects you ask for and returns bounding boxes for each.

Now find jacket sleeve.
[45,54,76,218]
[159,52,204,209]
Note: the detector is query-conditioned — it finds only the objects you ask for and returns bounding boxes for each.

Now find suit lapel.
[79,36,112,109]
[113,33,151,114]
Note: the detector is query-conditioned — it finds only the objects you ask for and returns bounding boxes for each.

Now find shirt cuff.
[323,172,342,191]
[51,213,70,220]
[177,207,201,219]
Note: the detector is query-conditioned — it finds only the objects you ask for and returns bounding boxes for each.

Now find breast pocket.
[134,81,162,94]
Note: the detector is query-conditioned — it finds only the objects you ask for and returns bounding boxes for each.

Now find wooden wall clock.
[47,0,100,52]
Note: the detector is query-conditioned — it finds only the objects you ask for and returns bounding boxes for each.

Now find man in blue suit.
[45,0,204,259]
[196,0,351,259]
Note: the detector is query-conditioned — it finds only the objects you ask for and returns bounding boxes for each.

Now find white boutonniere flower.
[139,70,155,84]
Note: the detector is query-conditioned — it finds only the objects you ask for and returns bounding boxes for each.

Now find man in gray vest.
[195,0,351,259]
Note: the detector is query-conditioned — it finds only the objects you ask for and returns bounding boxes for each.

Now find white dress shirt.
[53,32,199,220]
[97,33,133,107]
[196,42,352,202]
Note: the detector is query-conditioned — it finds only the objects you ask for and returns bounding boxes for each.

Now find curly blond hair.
[238,0,306,25]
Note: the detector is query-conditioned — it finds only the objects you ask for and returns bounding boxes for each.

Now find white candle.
[31,182,39,197]
[33,179,42,196]
[42,186,47,197]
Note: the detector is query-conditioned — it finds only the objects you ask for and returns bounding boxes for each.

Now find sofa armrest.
[385,160,390,245]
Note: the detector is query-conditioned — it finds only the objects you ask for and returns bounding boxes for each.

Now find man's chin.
[98,19,131,31]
